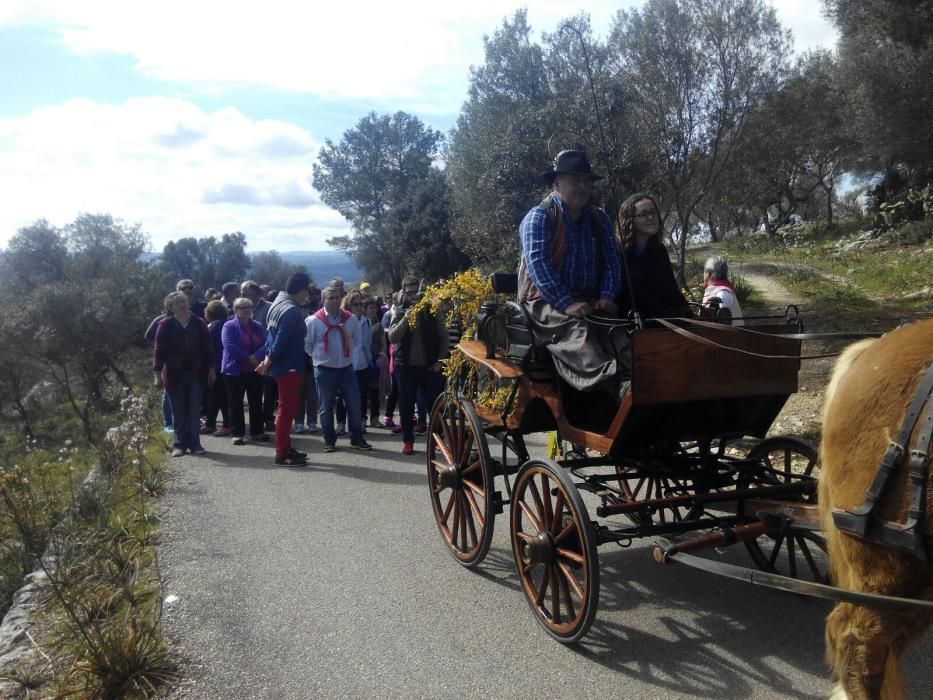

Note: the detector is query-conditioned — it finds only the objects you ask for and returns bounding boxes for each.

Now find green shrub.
[890,219,933,245]
[0,390,174,698]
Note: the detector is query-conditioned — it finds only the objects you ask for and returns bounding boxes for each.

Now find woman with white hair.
[702,256,744,326]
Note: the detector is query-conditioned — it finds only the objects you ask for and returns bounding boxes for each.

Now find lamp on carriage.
[475,300,499,359]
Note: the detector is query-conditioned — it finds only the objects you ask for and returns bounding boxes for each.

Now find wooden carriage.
[424,275,831,643]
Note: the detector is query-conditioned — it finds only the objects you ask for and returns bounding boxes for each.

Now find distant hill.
[277,250,362,286]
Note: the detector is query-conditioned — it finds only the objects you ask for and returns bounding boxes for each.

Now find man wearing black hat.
[518,149,626,399]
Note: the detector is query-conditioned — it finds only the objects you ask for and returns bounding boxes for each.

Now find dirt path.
[732,262,832,441]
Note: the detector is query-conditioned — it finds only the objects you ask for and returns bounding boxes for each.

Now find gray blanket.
[525,299,630,399]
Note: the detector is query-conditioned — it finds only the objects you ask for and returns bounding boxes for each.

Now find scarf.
[706,278,736,293]
[314,308,352,357]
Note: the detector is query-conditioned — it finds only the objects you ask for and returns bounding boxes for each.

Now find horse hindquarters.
[820,320,933,699]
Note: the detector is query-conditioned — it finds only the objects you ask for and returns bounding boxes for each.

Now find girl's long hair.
[618,192,662,252]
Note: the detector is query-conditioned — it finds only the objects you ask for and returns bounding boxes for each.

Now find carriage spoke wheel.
[613,466,701,525]
[511,460,599,643]
[427,394,495,567]
[743,436,828,582]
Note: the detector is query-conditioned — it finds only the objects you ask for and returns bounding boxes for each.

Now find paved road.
[159,427,933,699]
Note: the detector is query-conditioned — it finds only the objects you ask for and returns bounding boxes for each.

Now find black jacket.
[615,236,692,320]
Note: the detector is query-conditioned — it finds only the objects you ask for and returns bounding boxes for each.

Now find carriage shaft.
[595,481,813,518]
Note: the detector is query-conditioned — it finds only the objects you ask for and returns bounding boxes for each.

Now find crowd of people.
[150,274,450,466]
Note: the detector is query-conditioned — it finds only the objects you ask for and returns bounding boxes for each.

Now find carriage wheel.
[511,459,599,643]
[613,466,701,525]
[427,394,495,567]
[743,436,828,582]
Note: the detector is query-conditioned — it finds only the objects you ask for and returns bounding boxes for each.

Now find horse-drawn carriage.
[423,273,933,653]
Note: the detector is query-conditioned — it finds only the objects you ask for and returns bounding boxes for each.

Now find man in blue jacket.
[258,272,310,466]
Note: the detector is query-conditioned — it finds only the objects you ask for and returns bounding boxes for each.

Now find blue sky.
[0,1,836,253]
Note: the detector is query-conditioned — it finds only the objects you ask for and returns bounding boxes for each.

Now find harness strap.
[832,362,933,559]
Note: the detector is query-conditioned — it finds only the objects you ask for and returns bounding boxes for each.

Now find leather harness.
[832,362,933,560]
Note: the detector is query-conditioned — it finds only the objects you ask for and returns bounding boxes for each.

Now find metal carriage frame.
[424,306,933,644]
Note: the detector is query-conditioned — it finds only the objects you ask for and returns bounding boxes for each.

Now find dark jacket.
[153,316,214,392]
[615,236,692,320]
[387,307,449,369]
[145,313,168,344]
[208,320,226,374]
[265,292,306,375]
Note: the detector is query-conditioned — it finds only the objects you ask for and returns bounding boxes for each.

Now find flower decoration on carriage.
[405,269,516,411]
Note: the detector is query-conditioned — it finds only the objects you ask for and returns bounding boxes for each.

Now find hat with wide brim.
[543,149,603,184]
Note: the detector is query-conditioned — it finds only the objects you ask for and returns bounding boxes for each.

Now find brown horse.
[820,318,933,700]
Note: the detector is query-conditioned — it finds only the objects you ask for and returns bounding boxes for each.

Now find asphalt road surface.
[159,426,933,699]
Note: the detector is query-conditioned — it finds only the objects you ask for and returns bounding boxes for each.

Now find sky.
[0,1,838,253]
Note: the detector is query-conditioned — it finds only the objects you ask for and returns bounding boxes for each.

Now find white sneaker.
[293,423,306,434]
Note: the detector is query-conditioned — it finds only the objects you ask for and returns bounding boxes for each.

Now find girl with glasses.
[615,192,692,320]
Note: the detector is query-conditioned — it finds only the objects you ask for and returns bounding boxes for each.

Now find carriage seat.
[488,273,553,381]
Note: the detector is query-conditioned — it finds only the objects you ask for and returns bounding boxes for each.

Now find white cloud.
[2,1,837,113]
[3,1,627,112]
[0,97,345,250]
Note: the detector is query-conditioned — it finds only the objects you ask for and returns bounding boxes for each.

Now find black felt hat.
[543,149,603,184]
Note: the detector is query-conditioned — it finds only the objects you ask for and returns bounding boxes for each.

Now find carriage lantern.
[475,301,499,359]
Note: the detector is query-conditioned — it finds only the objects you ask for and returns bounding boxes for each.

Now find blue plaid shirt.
[519,194,622,311]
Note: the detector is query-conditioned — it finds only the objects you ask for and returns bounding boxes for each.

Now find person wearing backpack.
[517,149,626,402]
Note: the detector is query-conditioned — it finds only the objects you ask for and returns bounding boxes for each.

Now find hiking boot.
[274,453,307,467]
[350,440,373,451]
[402,441,415,455]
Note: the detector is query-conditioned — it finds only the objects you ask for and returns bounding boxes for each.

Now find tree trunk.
[676,205,695,288]
[108,360,134,393]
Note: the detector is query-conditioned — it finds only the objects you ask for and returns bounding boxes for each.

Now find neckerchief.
[706,278,736,293]
[314,308,352,357]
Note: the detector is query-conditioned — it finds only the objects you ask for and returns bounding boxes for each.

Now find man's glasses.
[633,210,658,220]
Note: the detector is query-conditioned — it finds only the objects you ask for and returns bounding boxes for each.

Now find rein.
[612,315,883,361]
[576,311,881,360]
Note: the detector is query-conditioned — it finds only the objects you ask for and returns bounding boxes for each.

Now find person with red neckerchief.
[701,255,744,326]
[305,286,372,453]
